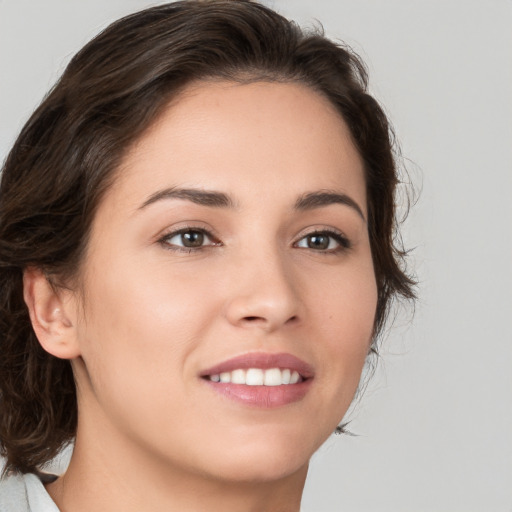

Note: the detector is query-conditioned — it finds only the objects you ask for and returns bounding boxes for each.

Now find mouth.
[200,353,314,408]
[206,367,303,386]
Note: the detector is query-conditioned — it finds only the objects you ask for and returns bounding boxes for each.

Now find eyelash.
[158,226,220,253]
[157,227,351,254]
[294,229,351,253]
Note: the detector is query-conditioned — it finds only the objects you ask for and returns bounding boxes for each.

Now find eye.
[159,228,219,251]
[295,230,350,252]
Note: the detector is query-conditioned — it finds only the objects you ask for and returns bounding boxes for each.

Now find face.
[70,81,377,483]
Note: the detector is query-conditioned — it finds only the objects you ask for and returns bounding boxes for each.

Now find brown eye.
[161,228,217,250]
[295,230,350,252]
[306,234,330,250]
[181,230,205,247]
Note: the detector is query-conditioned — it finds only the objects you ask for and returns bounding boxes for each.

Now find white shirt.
[0,472,59,512]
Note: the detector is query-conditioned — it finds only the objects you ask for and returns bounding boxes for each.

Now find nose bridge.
[224,241,301,331]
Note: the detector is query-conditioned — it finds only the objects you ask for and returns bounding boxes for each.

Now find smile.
[208,368,302,386]
[201,353,314,408]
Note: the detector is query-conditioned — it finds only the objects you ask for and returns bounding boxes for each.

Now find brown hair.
[0,0,415,475]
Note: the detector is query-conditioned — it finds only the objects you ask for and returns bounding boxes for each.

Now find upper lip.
[200,352,315,379]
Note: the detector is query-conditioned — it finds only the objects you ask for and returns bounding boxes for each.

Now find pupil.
[308,235,329,250]
[183,231,204,247]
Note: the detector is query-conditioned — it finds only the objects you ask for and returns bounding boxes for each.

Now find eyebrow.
[294,191,366,221]
[139,186,365,221]
[139,187,235,210]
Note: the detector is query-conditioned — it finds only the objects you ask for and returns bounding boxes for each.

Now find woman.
[0,1,414,510]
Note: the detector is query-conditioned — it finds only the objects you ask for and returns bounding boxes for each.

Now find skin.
[24,81,377,512]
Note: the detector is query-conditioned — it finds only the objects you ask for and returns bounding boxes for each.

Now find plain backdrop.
[1,1,511,511]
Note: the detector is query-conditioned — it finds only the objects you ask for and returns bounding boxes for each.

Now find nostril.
[242,314,298,324]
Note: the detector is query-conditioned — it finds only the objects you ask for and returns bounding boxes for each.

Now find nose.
[224,250,301,333]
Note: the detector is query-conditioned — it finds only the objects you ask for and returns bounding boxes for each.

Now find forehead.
[110,80,366,214]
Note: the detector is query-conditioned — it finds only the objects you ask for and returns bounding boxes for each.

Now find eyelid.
[293,227,351,252]
[157,224,221,251]
[155,223,351,253]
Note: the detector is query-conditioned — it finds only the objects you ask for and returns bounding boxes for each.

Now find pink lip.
[200,352,314,409]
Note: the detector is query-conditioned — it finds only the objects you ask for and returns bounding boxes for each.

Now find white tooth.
[290,370,300,384]
[231,369,246,384]
[210,374,220,382]
[264,368,282,386]
[219,372,231,383]
[281,368,291,385]
[245,368,264,386]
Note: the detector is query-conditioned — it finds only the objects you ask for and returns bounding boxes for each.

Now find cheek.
[82,254,213,339]
[307,258,377,390]
[312,256,376,340]
[73,265,224,458]
[75,258,217,407]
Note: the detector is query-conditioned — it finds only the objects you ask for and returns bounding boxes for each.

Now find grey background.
[1,1,511,510]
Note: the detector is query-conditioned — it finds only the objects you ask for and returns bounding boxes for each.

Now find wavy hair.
[0,0,415,475]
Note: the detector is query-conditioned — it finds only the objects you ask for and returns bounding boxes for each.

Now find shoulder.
[0,471,60,512]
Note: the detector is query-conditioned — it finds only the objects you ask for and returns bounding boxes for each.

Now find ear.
[23,267,81,359]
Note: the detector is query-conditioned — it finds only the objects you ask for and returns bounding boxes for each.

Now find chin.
[209,453,309,484]
[189,429,318,484]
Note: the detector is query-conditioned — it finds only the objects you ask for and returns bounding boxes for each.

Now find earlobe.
[23,267,81,359]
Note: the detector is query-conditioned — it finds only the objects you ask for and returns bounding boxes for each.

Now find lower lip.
[203,379,312,408]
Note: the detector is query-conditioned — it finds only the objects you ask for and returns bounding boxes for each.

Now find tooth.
[210,368,302,386]
[245,368,264,386]
[290,370,300,384]
[264,368,282,386]
[220,372,231,383]
[231,369,245,384]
